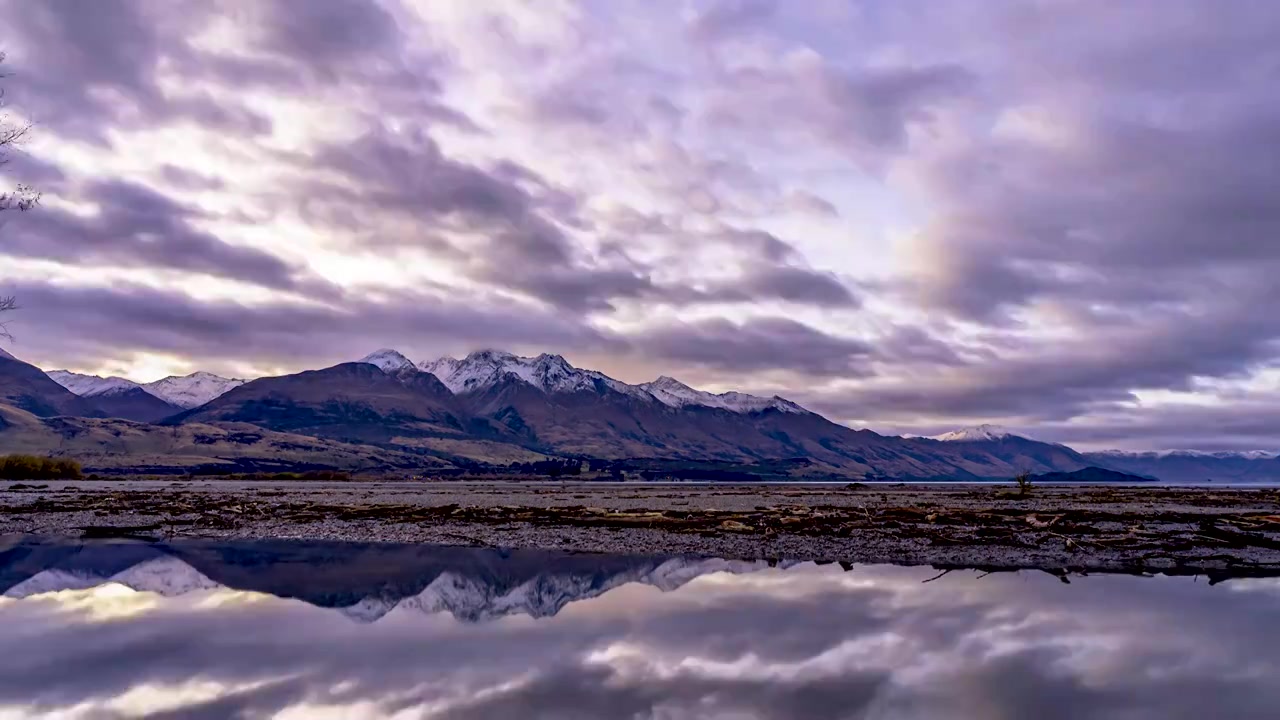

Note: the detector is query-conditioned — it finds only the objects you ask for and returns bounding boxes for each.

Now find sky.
[0,0,1278,451]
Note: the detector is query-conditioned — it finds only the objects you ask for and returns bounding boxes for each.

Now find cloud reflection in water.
[1,541,1278,719]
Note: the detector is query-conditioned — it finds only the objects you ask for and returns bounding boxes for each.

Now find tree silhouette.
[0,51,38,212]
[0,51,38,342]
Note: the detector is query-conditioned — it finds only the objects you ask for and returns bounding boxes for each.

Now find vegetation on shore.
[0,454,81,480]
[1015,471,1033,497]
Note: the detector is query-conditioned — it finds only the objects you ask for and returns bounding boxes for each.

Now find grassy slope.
[0,404,444,472]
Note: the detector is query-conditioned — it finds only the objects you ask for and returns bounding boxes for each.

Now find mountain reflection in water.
[1,538,1279,719]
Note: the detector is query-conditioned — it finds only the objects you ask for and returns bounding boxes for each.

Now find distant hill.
[0,402,437,474]
[1084,450,1280,484]
[923,425,1092,474]
[171,360,476,445]
[0,353,104,419]
[46,368,243,417]
[45,371,182,422]
[1031,466,1155,483]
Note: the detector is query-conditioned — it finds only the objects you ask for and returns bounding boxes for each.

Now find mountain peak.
[359,348,417,373]
[422,349,601,395]
[1095,448,1280,460]
[639,377,807,414]
[932,424,1018,442]
[141,372,245,409]
[44,368,242,409]
[0,347,14,361]
[466,349,517,362]
[46,370,141,398]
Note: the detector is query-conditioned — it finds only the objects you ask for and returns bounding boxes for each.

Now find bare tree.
[0,296,14,340]
[1,51,38,343]
[0,51,39,212]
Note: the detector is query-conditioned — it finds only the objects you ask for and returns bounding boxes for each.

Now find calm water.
[2,538,1279,719]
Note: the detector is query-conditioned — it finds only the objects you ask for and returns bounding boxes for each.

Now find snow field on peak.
[143,373,245,409]
[932,424,1017,442]
[45,368,245,409]
[359,349,417,373]
[639,376,805,414]
[46,370,141,398]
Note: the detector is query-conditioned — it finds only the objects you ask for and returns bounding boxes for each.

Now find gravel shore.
[4,480,1280,576]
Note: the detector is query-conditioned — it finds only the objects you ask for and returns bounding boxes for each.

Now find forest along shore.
[3,481,1280,576]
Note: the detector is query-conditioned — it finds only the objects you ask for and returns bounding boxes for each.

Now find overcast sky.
[1,0,1278,451]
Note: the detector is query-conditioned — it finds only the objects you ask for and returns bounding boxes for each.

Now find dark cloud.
[254,0,403,68]
[867,1,1280,437]
[707,59,975,166]
[0,0,279,143]
[688,0,777,40]
[636,317,874,375]
[0,280,615,373]
[784,190,839,218]
[1039,397,1280,452]
[302,128,858,314]
[1,180,305,291]
[728,266,859,308]
[304,126,565,260]
[158,165,225,192]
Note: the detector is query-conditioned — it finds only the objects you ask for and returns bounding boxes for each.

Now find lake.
[2,537,1278,718]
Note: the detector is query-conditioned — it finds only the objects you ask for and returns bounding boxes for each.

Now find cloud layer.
[1,0,1277,449]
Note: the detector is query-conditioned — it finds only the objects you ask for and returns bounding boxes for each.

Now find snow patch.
[359,348,417,373]
[4,557,221,598]
[46,369,243,408]
[420,350,650,399]
[639,376,806,414]
[1094,449,1280,460]
[46,370,142,398]
[142,372,245,409]
[932,424,1019,442]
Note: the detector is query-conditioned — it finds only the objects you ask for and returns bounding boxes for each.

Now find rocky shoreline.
[4,480,1280,577]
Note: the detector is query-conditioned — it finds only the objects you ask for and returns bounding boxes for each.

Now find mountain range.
[0,347,1276,482]
[44,369,244,421]
[0,537,789,623]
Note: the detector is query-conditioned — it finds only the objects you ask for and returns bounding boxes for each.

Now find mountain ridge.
[0,538,790,623]
[3,346,1278,481]
[46,368,245,410]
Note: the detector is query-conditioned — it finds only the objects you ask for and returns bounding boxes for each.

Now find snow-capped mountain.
[418,350,646,399]
[1,538,788,625]
[4,556,220,599]
[640,375,806,414]
[932,424,1019,442]
[1084,448,1280,483]
[339,557,789,623]
[1092,449,1280,460]
[410,349,806,413]
[46,370,141,398]
[144,372,246,409]
[360,349,417,374]
[45,369,245,409]
[44,369,186,421]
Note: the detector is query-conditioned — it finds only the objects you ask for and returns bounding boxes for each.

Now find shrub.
[1014,471,1033,497]
[0,455,83,480]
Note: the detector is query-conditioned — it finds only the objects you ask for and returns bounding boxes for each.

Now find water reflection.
[2,537,1279,719]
